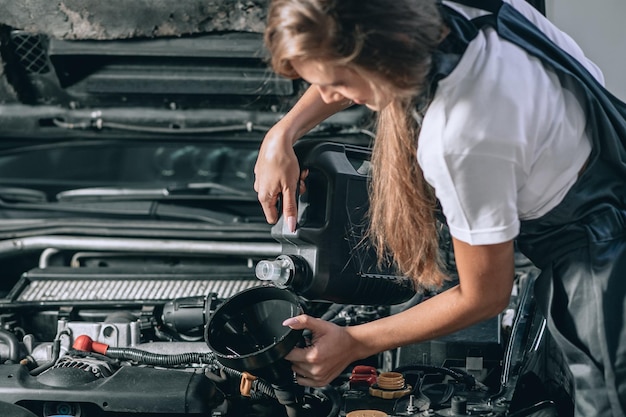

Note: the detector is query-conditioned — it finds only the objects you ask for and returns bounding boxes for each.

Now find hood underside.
[0,1,270,107]
[0,0,267,40]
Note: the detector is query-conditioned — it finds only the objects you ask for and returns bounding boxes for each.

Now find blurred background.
[548,0,626,101]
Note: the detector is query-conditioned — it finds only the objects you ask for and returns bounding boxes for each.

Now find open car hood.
[0,1,303,134]
[0,0,268,40]
[0,1,267,109]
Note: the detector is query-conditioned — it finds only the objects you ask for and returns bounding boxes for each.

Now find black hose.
[104,347,216,367]
[221,366,340,417]
[220,366,277,399]
[320,304,345,321]
[0,330,20,363]
[272,383,305,417]
[329,317,348,326]
[317,386,341,417]
[29,339,61,376]
[393,364,479,389]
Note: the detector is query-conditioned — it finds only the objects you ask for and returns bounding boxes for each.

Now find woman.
[253,0,626,415]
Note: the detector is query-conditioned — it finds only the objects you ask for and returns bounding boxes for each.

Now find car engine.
[0,143,572,417]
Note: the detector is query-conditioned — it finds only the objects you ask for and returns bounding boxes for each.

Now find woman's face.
[290,58,393,111]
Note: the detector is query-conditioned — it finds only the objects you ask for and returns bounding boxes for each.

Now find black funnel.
[206,286,303,383]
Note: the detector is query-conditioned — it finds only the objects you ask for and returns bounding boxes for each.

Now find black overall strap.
[425,1,503,101]
[445,0,502,13]
[422,3,486,103]
[443,0,501,27]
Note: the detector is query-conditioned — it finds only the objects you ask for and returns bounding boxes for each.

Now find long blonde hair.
[265,0,447,289]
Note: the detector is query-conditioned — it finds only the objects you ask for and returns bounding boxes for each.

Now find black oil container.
[256,142,416,305]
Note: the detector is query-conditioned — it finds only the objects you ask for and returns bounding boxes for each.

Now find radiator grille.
[17,278,260,303]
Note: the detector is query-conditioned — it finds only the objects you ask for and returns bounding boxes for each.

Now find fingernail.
[287,216,297,233]
[283,317,299,327]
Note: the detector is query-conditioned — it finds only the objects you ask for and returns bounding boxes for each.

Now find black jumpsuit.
[434,1,626,415]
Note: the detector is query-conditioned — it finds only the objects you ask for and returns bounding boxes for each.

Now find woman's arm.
[254,85,352,230]
[284,238,515,386]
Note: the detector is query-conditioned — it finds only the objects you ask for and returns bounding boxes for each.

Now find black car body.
[0,1,572,416]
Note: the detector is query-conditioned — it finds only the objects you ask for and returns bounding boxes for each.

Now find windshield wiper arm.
[0,186,48,203]
[167,182,252,196]
[55,182,252,202]
[0,198,243,225]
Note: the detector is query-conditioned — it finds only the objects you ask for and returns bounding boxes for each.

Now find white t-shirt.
[417,0,605,245]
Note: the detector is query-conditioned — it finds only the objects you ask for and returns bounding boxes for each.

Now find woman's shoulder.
[426,21,575,153]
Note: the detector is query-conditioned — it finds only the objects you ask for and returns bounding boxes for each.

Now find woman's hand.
[253,86,351,231]
[282,314,360,387]
[253,128,305,232]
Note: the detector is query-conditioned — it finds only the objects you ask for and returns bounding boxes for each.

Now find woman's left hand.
[282,314,359,387]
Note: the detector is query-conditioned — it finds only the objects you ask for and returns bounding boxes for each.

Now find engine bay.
[0,143,572,417]
[0,248,560,417]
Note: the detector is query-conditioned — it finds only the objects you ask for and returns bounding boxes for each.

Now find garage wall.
[546,0,626,101]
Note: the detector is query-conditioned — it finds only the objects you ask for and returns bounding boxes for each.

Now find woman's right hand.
[253,85,351,231]
[254,127,303,232]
